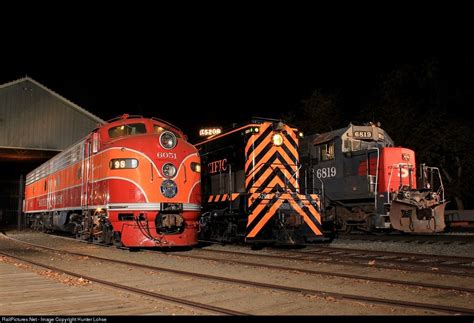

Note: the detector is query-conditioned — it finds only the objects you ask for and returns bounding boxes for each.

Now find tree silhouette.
[283,88,345,135]
[358,58,474,209]
[286,57,474,210]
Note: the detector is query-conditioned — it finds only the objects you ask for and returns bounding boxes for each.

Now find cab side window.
[108,123,147,139]
[319,142,335,161]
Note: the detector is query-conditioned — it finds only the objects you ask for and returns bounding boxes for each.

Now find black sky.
[2,2,473,141]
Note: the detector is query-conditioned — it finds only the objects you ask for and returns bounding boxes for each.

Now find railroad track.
[198,239,474,278]
[337,232,474,244]
[0,251,246,315]
[1,233,474,315]
[165,249,474,293]
[295,245,474,277]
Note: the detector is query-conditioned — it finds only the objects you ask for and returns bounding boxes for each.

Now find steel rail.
[293,248,474,275]
[195,245,474,278]
[303,245,474,263]
[7,233,474,292]
[161,251,474,294]
[337,232,474,244]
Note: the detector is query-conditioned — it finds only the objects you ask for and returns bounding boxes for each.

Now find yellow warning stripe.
[247,198,283,238]
[287,128,298,143]
[244,131,274,172]
[246,164,284,190]
[244,122,271,154]
[207,193,241,203]
[260,176,292,194]
[250,145,296,176]
[247,192,322,237]
[247,193,275,226]
[288,199,322,235]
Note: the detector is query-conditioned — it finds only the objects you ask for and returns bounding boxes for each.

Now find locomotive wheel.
[337,220,352,234]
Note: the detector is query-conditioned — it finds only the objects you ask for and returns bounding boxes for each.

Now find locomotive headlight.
[159,131,177,149]
[191,162,201,173]
[161,179,178,198]
[272,133,284,146]
[162,163,177,178]
[110,158,139,169]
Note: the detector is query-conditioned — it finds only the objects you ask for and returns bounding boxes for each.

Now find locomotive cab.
[299,122,447,233]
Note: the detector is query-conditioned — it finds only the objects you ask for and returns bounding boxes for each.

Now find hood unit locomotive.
[299,122,447,233]
[24,114,201,247]
[196,119,332,246]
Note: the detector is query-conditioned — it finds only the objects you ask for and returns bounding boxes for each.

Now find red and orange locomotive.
[24,114,201,247]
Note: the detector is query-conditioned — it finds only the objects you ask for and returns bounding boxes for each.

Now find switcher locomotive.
[196,119,332,246]
[299,122,447,233]
[24,114,201,247]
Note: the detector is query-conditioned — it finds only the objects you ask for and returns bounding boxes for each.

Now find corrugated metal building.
[0,77,103,151]
[0,77,104,227]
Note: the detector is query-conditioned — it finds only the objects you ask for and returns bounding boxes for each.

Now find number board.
[353,131,373,139]
[315,167,337,179]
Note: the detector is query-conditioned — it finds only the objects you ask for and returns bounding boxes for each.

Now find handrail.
[386,163,413,204]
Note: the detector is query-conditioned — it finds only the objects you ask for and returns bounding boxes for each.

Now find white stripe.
[27,183,83,200]
[25,206,97,213]
[172,152,198,180]
[107,203,161,210]
[182,203,202,211]
[25,177,149,208]
[25,203,201,213]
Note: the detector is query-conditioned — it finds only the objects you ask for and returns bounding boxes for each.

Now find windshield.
[153,124,181,138]
[108,123,147,139]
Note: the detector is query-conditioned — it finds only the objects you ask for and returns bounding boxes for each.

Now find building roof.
[0,76,104,124]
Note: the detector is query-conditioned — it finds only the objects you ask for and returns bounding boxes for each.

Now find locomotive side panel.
[301,137,377,202]
[24,140,86,213]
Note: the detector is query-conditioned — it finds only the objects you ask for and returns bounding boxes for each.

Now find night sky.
[2,2,473,141]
